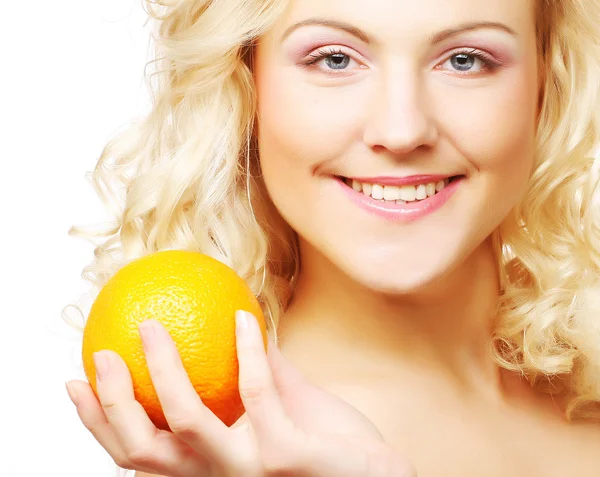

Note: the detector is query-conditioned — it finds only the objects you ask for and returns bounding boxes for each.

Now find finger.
[235,311,296,443]
[138,319,233,463]
[67,378,191,474]
[266,337,310,395]
[94,350,206,475]
[230,412,253,432]
[66,379,131,466]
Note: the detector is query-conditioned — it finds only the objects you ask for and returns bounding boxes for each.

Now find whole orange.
[82,249,268,430]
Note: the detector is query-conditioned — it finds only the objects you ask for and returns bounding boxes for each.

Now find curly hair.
[65,0,600,421]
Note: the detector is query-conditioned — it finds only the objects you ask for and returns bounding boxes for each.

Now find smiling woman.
[65,0,600,476]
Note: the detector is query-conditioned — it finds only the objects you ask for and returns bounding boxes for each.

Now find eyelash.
[301,46,500,76]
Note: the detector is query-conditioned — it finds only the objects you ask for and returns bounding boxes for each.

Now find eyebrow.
[280,18,518,45]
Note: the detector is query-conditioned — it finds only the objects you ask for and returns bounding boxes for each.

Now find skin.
[66,1,600,476]
[255,0,538,384]
[254,0,600,475]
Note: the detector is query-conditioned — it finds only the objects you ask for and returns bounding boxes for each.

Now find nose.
[363,64,438,155]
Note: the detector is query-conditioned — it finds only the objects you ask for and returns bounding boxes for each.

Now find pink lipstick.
[336,175,463,222]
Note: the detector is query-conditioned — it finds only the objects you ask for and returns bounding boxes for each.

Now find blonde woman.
[65,0,600,475]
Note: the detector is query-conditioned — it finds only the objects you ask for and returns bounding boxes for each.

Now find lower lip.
[336,176,463,222]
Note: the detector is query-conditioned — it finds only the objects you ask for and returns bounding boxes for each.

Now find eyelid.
[437,47,498,65]
[303,45,366,65]
[300,44,501,76]
[434,41,511,69]
[433,48,501,76]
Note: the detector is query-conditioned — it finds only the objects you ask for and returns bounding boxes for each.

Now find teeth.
[346,177,453,203]
[383,186,401,201]
[371,184,384,200]
[426,182,436,197]
[399,185,417,202]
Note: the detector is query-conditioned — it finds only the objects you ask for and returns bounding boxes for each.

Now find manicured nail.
[235,310,251,331]
[93,352,110,380]
[138,320,157,350]
[65,381,78,406]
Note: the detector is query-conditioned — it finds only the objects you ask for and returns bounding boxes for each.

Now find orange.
[82,249,268,430]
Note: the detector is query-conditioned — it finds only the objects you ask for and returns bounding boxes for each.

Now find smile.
[336,174,464,221]
[344,176,453,203]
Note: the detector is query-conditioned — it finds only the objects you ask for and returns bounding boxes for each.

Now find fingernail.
[138,320,157,350]
[93,351,110,380]
[65,381,79,406]
[235,310,251,331]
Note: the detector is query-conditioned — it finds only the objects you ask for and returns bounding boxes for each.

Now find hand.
[66,311,416,477]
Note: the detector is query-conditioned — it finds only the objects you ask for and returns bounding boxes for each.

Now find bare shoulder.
[135,472,165,477]
[572,418,600,442]
[568,420,600,473]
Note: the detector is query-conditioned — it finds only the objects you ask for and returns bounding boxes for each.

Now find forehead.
[268,0,535,43]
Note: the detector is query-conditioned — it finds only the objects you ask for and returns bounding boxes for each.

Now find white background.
[2,1,152,475]
[3,2,600,477]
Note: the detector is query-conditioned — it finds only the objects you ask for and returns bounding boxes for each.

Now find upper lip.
[341,174,461,187]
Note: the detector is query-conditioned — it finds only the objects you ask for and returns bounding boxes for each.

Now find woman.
[64,0,600,475]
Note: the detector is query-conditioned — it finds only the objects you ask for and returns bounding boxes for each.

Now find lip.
[347,174,454,187]
[336,176,463,222]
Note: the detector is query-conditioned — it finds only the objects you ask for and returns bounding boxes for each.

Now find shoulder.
[566,420,600,474]
[135,473,165,477]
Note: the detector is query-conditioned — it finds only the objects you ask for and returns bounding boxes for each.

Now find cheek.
[254,68,363,210]
[254,68,324,225]
[438,69,538,199]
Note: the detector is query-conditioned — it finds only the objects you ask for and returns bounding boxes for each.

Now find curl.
[65,0,600,426]
[492,0,600,421]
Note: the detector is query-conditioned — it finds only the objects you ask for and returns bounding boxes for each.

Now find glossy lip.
[336,176,463,222]
[346,174,455,187]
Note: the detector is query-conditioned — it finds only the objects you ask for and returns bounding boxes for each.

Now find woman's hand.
[66,311,416,477]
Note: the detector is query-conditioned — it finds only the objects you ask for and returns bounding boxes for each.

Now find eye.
[301,47,361,73]
[438,49,499,75]
[449,53,479,71]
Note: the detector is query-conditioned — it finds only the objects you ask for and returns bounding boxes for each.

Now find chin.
[342,259,458,297]
[339,236,494,298]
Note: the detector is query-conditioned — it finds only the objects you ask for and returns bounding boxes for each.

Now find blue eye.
[302,47,499,76]
[323,53,351,70]
[303,47,355,71]
[440,49,498,75]
[451,53,476,71]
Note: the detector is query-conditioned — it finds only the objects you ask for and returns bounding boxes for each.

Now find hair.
[65,0,600,422]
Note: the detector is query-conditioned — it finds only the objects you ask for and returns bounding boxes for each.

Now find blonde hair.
[65,0,600,421]
[491,0,600,420]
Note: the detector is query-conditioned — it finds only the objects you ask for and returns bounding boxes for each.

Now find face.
[253,0,539,294]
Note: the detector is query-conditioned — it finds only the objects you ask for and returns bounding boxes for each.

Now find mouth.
[338,174,464,204]
[335,174,465,221]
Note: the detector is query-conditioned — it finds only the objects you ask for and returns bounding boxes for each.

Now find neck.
[278,238,505,396]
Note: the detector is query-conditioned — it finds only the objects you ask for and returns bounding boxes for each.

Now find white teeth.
[346,177,454,203]
[426,182,436,197]
[383,185,401,201]
[371,184,384,200]
[399,185,417,202]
